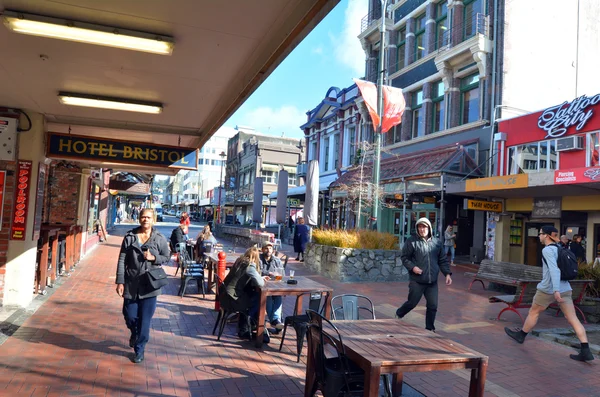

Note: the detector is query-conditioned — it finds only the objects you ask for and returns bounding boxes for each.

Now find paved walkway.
[0,234,598,397]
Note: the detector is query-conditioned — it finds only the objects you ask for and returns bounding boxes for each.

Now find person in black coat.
[293,217,310,261]
[116,208,170,363]
[569,234,587,264]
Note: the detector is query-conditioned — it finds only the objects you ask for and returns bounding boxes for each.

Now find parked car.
[155,207,164,222]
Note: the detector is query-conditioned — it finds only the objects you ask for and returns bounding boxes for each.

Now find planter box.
[304,243,409,282]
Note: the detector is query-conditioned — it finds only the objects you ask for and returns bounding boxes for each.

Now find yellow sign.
[466,199,503,212]
[423,196,436,204]
[465,174,528,192]
[394,194,403,200]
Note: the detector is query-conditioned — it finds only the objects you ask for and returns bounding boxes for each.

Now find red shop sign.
[499,93,600,147]
[554,166,600,185]
[10,160,33,241]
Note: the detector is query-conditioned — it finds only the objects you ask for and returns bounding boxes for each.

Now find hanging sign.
[465,199,503,213]
[10,160,33,240]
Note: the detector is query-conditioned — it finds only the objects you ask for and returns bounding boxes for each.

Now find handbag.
[144,263,169,290]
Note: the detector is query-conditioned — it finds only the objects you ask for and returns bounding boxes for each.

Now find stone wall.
[304,243,409,282]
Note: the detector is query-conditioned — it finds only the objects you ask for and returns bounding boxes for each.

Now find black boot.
[504,327,527,344]
[570,347,595,362]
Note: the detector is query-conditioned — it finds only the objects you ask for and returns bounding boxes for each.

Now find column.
[425,2,437,54]
[449,0,464,47]
[405,18,416,65]
[422,82,433,135]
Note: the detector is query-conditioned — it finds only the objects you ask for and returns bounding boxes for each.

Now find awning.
[330,145,480,189]
[269,173,339,199]
[262,164,280,172]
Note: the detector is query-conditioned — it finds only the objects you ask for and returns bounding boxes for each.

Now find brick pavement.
[0,234,597,397]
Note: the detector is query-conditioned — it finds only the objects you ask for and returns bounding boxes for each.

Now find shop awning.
[330,145,480,189]
[268,173,339,199]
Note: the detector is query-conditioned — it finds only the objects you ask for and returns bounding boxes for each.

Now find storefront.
[447,93,600,265]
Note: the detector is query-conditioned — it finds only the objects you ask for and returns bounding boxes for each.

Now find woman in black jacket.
[116,208,170,363]
[569,235,587,264]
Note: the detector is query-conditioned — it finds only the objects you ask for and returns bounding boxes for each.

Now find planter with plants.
[304,229,408,282]
[578,262,600,323]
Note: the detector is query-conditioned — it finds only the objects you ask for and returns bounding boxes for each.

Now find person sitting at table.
[169,223,189,254]
[195,225,217,259]
[259,241,285,332]
[219,247,270,341]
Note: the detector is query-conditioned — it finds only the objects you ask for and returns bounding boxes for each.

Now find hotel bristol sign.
[538,93,600,138]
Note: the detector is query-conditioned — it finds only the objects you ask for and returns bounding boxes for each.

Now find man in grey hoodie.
[396,217,452,331]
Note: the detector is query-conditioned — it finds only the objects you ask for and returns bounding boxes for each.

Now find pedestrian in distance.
[569,234,587,264]
[505,225,594,362]
[560,234,570,249]
[396,217,452,332]
[115,208,170,363]
[444,225,457,266]
[293,217,310,262]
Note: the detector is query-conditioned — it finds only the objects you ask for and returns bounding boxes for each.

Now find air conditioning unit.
[556,136,584,152]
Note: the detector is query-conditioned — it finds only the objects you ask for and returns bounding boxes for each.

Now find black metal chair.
[212,274,240,340]
[331,294,376,320]
[305,309,364,397]
[176,242,205,298]
[279,290,330,362]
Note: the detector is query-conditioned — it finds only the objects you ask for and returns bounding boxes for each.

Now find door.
[525,222,545,267]
[408,210,439,237]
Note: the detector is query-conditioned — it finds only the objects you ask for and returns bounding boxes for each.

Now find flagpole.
[371,0,387,231]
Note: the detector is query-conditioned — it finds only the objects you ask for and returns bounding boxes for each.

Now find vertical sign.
[32,163,47,240]
[10,160,32,240]
[0,171,6,229]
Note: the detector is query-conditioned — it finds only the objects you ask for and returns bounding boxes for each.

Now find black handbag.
[144,264,169,290]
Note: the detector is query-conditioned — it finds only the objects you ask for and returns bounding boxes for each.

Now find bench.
[465,260,543,290]
[489,279,593,323]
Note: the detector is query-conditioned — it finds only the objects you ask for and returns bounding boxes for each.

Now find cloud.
[312,45,324,55]
[331,0,368,76]
[240,105,307,138]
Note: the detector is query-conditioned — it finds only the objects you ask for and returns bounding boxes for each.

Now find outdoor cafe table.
[203,251,239,295]
[255,276,333,348]
[305,319,489,397]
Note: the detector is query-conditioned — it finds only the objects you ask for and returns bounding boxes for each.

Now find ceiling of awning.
[0,0,339,173]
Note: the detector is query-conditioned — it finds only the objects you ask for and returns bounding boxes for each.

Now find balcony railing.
[360,8,382,34]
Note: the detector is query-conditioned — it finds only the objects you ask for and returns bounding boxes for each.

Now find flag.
[353,78,406,133]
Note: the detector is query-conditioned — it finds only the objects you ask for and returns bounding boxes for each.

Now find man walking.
[396,217,452,332]
[505,226,594,361]
[259,241,285,332]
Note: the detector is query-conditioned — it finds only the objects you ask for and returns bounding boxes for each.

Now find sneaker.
[451,261,456,266]
[132,352,144,364]
[504,327,526,344]
[570,348,595,362]
[395,308,403,319]
[271,319,284,330]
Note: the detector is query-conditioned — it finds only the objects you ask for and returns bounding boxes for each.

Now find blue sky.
[224,0,367,139]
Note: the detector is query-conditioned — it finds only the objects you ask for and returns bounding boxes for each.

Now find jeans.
[123,296,157,354]
[266,296,283,322]
[396,281,439,331]
[444,245,455,262]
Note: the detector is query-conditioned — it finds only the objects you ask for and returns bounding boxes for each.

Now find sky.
[224,0,368,139]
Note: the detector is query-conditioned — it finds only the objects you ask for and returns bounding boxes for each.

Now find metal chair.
[273,238,282,252]
[279,290,330,362]
[212,274,240,340]
[331,294,376,320]
[176,242,205,298]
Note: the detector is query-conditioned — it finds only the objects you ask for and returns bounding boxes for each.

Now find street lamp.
[217,151,226,224]
[371,0,388,231]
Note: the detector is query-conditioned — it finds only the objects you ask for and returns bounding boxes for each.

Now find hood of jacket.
[415,217,432,239]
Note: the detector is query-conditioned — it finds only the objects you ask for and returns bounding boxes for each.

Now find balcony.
[360,8,382,34]
[297,161,307,178]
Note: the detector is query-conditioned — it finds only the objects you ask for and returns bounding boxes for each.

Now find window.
[464,0,483,39]
[396,28,406,71]
[311,141,317,161]
[261,170,278,184]
[414,14,426,61]
[464,142,478,163]
[348,127,356,165]
[508,141,559,174]
[324,137,330,170]
[435,2,448,49]
[212,148,216,154]
[333,134,340,169]
[432,81,445,133]
[411,89,424,139]
[589,132,599,166]
[288,173,297,186]
[460,74,480,124]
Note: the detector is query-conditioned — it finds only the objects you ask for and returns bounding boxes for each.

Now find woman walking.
[115,208,170,363]
[293,217,310,261]
[444,225,457,266]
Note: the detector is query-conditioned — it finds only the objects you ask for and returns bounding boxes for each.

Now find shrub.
[312,229,398,250]
[578,262,600,298]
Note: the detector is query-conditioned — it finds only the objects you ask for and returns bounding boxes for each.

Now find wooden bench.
[465,259,542,290]
[489,279,593,323]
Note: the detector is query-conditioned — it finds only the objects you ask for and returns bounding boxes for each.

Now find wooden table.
[255,276,333,348]
[204,251,238,295]
[305,319,488,397]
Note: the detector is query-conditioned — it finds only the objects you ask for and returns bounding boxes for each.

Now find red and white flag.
[353,78,406,133]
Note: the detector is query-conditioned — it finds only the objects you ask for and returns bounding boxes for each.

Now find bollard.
[214,251,227,311]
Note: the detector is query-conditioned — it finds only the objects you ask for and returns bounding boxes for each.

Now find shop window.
[588,131,599,166]
[411,89,425,139]
[508,140,559,174]
[435,2,448,49]
[397,28,406,71]
[464,0,483,40]
[460,74,480,124]
[414,14,426,61]
[431,81,445,133]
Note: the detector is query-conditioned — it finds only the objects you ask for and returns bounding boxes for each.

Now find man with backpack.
[505,225,594,362]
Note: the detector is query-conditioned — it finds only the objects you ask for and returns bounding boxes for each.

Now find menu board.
[32,163,47,240]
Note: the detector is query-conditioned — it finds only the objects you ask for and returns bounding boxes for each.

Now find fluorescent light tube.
[58,92,163,114]
[2,10,173,55]
[413,181,435,186]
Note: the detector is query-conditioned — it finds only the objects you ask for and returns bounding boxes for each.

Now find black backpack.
[543,243,579,281]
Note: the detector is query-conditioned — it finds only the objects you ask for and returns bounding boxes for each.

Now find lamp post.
[371,0,388,231]
[217,151,226,224]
